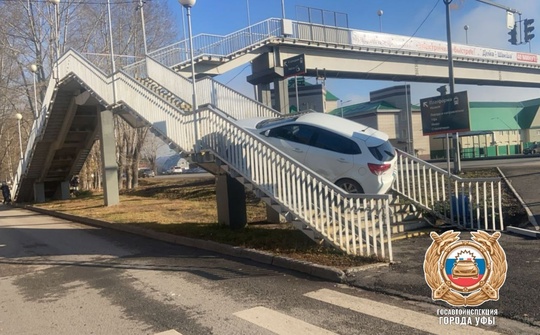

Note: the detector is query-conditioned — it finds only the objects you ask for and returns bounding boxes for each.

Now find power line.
[225,64,250,85]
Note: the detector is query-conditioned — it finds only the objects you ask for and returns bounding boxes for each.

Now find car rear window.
[368,141,395,162]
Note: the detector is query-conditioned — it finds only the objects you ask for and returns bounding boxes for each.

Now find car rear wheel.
[335,179,364,194]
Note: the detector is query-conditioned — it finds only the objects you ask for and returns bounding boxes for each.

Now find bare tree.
[0,0,180,189]
[141,132,164,174]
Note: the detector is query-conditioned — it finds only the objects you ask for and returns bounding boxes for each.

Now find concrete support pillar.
[265,203,281,223]
[33,182,45,203]
[273,78,290,114]
[99,108,119,206]
[257,83,272,106]
[59,181,70,200]
[216,174,246,229]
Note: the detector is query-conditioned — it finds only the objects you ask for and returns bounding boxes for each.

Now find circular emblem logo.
[424,230,507,307]
[440,242,491,293]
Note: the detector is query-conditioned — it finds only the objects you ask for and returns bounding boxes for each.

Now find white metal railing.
[392,150,504,231]
[148,17,540,73]
[12,72,61,197]
[15,49,394,260]
[149,19,282,68]
[144,56,280,120]
[198,106,393,260]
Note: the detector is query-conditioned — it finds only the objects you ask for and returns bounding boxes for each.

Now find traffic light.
[524,18,535,43]
[508,24,518,45]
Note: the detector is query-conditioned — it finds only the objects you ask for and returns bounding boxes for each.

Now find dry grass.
[34,176,378,269]
[32,169,526,270]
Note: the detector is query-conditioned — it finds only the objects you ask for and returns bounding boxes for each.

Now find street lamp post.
[15,113,23,160]
[443,0,461,174]
[464,25,469,44]
[30,64,39,119]
[48,0,60,80]
[377,10,383,32]
[178,0,199,153]
[138,0,148,55]
[106,0,117,103]
[246,0,252,44]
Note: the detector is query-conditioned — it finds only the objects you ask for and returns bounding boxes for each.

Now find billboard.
[420,91,470,135]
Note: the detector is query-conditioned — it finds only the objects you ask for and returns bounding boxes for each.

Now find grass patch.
[35,176,377,269]
[32,169,526,269]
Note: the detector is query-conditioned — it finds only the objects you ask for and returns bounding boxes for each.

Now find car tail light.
[368,163,391,175]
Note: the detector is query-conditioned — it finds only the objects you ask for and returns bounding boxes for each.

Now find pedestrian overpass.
[13,18,515,261]
[148,18,540,113]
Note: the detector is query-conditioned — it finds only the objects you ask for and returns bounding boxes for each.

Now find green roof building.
[328,88,540,159]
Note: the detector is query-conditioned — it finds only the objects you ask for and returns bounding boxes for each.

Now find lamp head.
[15,113,23,120]
[48,0,60,4]
[377,10,383,16]
[178,0,196,8]
[30,64,38,73]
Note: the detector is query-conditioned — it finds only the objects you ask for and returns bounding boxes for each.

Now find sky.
[165,0,540,106]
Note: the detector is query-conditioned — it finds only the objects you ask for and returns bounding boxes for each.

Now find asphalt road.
[1,206,537,335]
[347,157,540,331]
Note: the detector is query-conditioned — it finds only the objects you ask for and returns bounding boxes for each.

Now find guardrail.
[393,150,503,231]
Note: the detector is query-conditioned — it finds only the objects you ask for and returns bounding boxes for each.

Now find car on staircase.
[236,112,397,194]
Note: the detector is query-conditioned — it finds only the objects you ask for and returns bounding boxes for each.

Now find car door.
[264,124,315,164]
[304,128,357,182]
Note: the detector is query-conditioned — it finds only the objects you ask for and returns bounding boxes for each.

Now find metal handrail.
[148,17,540,72]
[144,55,280,120]
[393,149,503,231]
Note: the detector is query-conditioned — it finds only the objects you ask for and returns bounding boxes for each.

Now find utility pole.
[475,0,521,15]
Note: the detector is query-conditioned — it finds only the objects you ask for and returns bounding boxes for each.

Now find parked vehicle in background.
[138,168,155,178]
[236,112,397,194]
[523,143,539,155]
[167,166,187,174]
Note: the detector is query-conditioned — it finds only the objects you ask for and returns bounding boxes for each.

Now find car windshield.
[368,141,396,162]
[256,116,300,129]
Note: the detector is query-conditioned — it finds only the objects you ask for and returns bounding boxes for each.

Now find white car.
[167,166,186,174]
[237,112,397,194]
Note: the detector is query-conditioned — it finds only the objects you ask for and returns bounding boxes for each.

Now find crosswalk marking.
[234,306,337,335]
[154,330,183,335]
[304,289,501,335]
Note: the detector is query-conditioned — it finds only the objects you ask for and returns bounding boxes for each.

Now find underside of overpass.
[17,79,101,202]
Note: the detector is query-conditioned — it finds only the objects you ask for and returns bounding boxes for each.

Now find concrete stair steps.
[136,77,192,112]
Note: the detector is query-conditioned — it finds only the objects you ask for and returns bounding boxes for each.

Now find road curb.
[14,204,352,283]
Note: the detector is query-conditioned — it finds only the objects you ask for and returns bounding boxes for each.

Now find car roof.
[294,113,389,142]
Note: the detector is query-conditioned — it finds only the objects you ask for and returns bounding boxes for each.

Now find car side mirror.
[262,130,270,137]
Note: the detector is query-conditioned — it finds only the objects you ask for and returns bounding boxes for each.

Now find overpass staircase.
[12,47,505,263]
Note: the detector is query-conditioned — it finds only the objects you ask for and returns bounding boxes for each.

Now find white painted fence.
[393,150,504,231]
